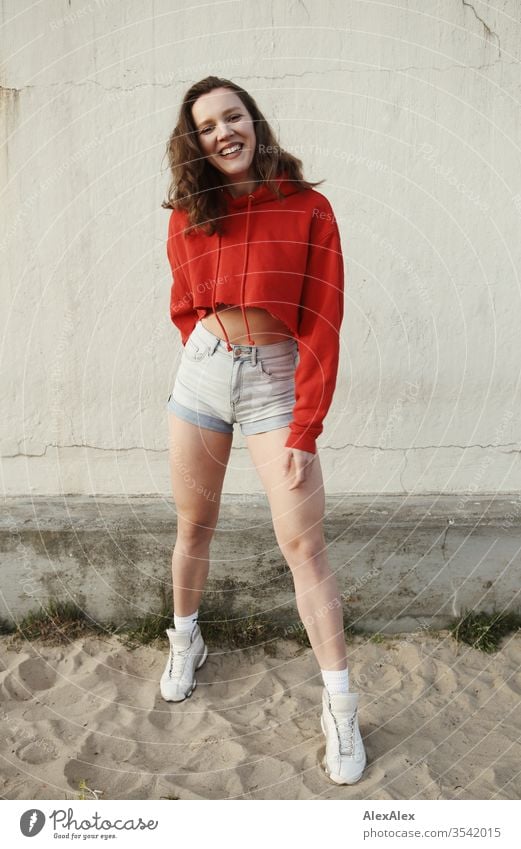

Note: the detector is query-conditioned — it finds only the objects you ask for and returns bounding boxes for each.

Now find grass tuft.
[198,608,279,648]
[10,599,519,656]
[196,607,357,651]
[0,617,17,636]
[12,600,106,646]
[77,778,103,800]
[1,599,359,652]
[118,606,172,650]
[450,608,521,653]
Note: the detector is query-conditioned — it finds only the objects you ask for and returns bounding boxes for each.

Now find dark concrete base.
[2,494,520,633]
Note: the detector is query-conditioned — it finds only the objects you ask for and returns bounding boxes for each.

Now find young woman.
[160,76,366,785]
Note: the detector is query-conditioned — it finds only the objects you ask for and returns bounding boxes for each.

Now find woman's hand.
[283,447,316,489]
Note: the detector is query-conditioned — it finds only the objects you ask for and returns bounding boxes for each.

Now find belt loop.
[251,346,257,366]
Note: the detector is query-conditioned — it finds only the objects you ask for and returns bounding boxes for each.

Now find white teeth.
[221,144,242,156]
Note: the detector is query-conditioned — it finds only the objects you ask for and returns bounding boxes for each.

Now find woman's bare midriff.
[200,304,294,346]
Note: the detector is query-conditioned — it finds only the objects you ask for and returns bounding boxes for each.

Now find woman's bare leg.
[245,427,347,670]
[168,414,233,615]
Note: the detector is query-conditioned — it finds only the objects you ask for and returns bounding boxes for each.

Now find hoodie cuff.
[284,429,318,455]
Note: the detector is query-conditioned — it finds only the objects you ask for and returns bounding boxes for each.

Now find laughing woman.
[160,76,366,785]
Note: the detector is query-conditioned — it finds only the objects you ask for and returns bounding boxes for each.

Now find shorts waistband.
[193,319,297,358]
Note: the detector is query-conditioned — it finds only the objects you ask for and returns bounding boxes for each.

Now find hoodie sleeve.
[285,220,345,455]
[167,211,197,346]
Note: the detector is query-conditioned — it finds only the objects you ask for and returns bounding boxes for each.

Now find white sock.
[321,667,349,695]
[173,610,198,633]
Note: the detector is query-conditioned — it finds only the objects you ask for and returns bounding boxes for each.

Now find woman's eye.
[199,114,242,134]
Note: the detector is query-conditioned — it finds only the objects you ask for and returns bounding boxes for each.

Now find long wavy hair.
[161,76,323,236]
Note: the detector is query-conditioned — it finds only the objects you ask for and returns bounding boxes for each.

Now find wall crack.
[462,0,501,57]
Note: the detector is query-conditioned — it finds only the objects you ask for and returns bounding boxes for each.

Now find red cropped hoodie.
[166,172,344,455]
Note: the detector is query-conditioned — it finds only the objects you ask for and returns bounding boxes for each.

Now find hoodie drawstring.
[211,230,231,350]
[240,194,255,346]
[211,193,255,352]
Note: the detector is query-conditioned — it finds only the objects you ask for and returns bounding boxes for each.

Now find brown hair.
[161,76,323,236]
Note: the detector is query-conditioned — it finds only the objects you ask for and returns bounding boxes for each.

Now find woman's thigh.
[245,426,326,551]
[168,413,233,532]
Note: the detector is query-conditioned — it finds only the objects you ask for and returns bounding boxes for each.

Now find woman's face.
[191,87,256,186]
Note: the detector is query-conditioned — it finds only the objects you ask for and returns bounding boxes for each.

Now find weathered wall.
[2,495,520,631]
[2,0,521,496]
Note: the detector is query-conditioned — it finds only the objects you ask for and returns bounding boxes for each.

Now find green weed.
[450,608,521,653]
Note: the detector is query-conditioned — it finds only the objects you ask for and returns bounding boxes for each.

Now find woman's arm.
[285,219,345,455]
[167,211,197,346]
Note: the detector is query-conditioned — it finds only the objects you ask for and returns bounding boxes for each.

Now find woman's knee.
[278,532,327,569]
[175,513,216,553]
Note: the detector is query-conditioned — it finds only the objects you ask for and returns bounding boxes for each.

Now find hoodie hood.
[212,171,302,350]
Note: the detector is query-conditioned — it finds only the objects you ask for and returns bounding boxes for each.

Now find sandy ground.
[1,630,520,800]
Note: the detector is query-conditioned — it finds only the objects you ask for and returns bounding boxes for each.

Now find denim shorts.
[167,320,300,436]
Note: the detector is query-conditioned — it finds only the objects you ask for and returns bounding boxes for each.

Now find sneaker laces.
[335,710,356,756]
[168,642,190,678]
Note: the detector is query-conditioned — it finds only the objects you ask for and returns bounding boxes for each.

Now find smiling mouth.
[219,143,243,157]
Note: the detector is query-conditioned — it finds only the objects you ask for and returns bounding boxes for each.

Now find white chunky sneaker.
[320,688,367,784]
[160,624,208,702]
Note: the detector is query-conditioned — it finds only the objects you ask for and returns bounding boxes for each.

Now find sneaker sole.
[197,644,208,670]
[320,715,366,785]
[161,644,208,703]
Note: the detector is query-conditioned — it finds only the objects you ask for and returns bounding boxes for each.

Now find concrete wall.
[2,0,521,497]
[2,495,520,631]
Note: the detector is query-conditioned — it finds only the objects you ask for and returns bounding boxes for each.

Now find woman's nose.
[216,122,232,141]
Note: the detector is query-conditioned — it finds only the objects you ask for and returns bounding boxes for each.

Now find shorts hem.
[240,413,293,436]
[167,397,233,434]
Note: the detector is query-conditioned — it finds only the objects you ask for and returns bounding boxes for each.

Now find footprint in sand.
[17,658,58,692]
[16,738,58,764]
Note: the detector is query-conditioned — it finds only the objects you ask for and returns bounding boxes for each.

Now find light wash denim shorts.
[167,320,300,436]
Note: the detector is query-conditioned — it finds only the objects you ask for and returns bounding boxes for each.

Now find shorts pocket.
[258,352,296,382]
[184,336,208,362]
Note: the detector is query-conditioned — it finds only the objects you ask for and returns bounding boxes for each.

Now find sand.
[1,630,520,800]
